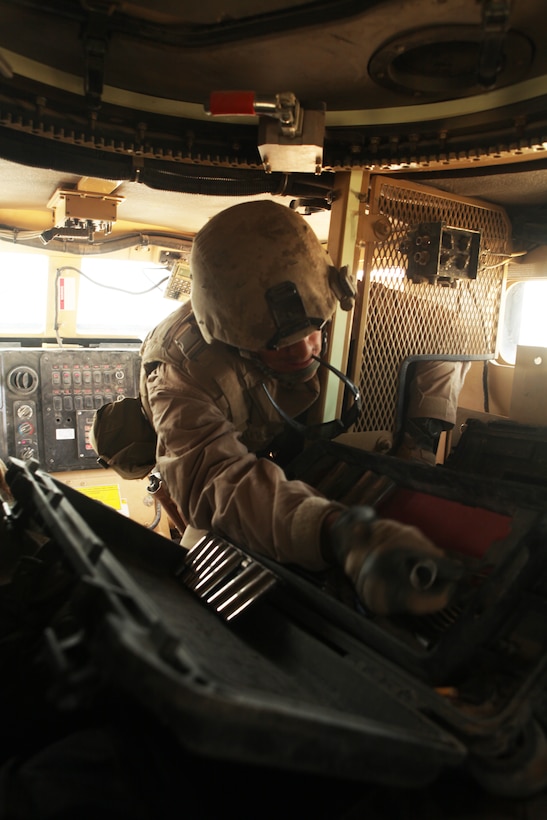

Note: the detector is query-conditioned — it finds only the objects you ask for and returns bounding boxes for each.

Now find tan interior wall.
[457,360,514,418]
[53,468,172,539]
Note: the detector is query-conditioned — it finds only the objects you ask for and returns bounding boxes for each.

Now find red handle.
[208,91,256,116]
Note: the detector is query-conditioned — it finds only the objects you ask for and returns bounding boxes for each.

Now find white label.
[56,428,75,440]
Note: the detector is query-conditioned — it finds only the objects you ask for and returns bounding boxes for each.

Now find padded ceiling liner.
[0,0,546,241]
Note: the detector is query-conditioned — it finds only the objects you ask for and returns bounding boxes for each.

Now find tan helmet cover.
[190,200,341,350]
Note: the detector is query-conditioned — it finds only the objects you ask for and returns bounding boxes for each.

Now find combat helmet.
[190,200,355,351]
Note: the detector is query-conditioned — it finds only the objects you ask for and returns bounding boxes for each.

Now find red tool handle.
[208,91,256,116]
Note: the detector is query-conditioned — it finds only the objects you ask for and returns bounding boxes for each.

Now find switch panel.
[0,349,140,471]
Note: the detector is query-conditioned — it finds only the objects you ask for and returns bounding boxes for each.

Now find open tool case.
[2,420,547,799]
[284,434,547,684]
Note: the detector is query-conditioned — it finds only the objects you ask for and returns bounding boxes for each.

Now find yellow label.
[78,484,122,511]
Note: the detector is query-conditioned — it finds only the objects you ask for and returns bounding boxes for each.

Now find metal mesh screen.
[351,177,511,435]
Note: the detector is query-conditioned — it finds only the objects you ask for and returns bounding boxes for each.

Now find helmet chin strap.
[262,355,362,441]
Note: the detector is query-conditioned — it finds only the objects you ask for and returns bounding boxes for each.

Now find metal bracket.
[82,9,112,110]
[206,90,325,174]
[479,0,511,88]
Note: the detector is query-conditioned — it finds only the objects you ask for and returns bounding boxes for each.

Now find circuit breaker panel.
[0,348,140,472]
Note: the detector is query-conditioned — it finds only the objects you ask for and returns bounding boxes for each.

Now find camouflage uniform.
[140,300,468,560]
[140,301,343,567]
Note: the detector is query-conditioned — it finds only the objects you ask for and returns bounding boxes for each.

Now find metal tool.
[179,534,277,622]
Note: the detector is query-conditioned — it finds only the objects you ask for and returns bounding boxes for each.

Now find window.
[499,280,547,364]
[76,258,182,339]
[0,253,48,333]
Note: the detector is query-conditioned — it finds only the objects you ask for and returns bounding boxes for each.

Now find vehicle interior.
[1,1,547,815]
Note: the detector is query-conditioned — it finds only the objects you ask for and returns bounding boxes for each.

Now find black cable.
[482,359,490,413]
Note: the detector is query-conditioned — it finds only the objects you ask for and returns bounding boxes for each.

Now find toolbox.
[2,442,547,801]
[446,417,547,486]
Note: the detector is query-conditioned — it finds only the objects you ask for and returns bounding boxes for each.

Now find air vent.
[8,366,39,395]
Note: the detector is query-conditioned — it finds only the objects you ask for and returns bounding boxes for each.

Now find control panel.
[0,348,140,472]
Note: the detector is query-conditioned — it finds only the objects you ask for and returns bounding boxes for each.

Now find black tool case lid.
[3,458,465,790]
[283,439,547,690]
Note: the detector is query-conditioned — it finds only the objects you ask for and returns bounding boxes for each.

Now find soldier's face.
[257,330,322,379]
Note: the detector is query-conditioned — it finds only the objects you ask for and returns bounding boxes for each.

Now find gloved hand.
[327,506,464,616]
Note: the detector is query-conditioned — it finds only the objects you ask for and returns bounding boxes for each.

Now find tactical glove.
[328,506,463,616]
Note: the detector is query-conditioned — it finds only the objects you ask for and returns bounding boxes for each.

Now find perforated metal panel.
[351,177,511,435]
